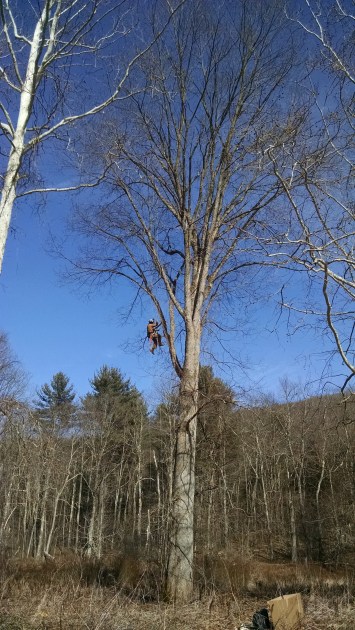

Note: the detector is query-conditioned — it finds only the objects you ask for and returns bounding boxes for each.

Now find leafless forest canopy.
[1,360,354,573]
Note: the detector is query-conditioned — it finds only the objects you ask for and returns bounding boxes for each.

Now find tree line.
[1,355,353,587]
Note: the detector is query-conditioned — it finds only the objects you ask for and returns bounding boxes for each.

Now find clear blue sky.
[1,196,167,406]
[1,191,347,407]
[0,1,349,407]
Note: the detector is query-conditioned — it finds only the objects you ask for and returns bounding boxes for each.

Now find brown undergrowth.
[0,553,353,629]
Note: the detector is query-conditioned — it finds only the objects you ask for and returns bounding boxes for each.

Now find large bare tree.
[0,0,183,273]
[71,0,301,601]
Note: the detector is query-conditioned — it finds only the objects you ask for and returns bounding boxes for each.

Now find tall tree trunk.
[258,449,274,560]
[206,468,215,552]
[97,481,106,559]
[0,3,49,272]
[316,457,326,561]
[166,332,200,602]
[75,472,83,553]
[287,466,298,562]
[36,483,50,558]
[0,483,14,547]
[86,472,99,558]
[68,477,76,549]
[135,416,143,539]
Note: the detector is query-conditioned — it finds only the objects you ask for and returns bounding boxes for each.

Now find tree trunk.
[206,468,215,551]
[0,3,49,272]
[36,483,50,558]
[316,457,326,561]
[68,477,76,548]
[166,334,200,602]
[97,481,106,559]
[287,466,298,562]
[75,472,83,553]
[86,474,98,558]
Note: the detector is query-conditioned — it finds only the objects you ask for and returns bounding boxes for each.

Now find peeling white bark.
[0,1,50,271]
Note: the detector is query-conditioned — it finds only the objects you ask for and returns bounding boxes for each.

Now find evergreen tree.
[36,372,75,409]
[88,365,145,425]
[35,372,76,432]
[82,366,149,555]
[90,365,132,399]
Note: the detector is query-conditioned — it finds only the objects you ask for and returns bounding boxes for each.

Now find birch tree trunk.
[0,0,182,272]
[0,2,48,270]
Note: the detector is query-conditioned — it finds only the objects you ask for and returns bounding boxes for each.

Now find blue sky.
[0,1,350,407]
[1,190,347,407]
[1,198,163,405]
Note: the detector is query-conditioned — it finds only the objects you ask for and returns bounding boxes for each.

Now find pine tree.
[35,372,76,432]
[82,366,148,556]
[90,365,132,399]
[36,372,75,409]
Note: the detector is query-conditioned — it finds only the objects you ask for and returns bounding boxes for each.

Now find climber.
[147,319,163,354]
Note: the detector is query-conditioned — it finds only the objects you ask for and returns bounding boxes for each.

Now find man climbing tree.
[147,319,163,354]
[71,0,304,602]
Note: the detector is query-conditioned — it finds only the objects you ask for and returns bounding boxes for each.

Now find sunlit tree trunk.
[67,477,76,549]
[0,0,178,272]
[315,456,326,561]
[75,472,83,553]
[97,482,106,559]
[36,483,50,558]
[256,435,274,559]
[0,2,47,270]
[167,330,200,602]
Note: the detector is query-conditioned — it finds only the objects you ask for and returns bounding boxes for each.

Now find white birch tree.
[70,0,301,601]
[0,0,183,273]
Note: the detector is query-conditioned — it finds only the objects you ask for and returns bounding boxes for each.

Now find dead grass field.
[0,555,353,629]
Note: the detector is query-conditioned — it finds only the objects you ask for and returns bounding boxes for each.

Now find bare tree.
[70,0,301,601]
[0,0,184,273]
[0,330,27,403]
[269,1,355,387]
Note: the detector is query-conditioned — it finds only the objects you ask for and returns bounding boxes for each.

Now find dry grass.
[0,555,353,629]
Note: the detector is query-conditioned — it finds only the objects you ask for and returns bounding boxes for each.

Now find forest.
[0,342,354,628]
[0,0,354,627]
[2,365,354,569]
